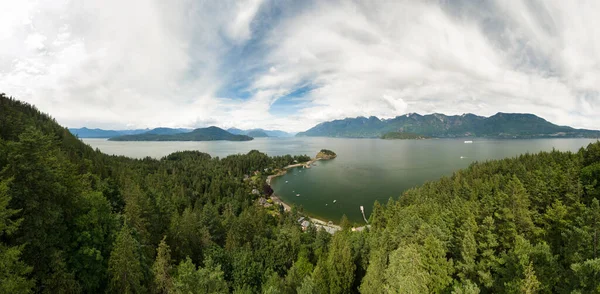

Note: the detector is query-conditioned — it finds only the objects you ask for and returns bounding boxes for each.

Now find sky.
[1,0,599,132]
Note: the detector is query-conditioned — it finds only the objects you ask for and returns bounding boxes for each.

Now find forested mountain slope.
[297,113,600,138]
[1,93,599,293]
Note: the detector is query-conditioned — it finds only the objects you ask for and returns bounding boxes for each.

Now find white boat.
[285,181,288,183]
[333,200,337,203]
[460,156,465,159]
[296,194,300,197]
[464,140,473,143]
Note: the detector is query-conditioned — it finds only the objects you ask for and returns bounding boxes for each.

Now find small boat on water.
[285,181,288,183]
[464,140,473,143]
[296,194,300,197]
[333,200,337,203]
[460,156,465,159]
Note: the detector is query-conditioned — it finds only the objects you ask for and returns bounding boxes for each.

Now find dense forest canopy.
[1,93,600,293]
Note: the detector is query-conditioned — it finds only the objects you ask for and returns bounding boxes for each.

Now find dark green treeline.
[1,93,599,293]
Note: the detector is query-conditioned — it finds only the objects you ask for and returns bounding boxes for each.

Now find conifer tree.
[0,179,34,293]
[591,198,600,259]
[152,236,173,293]
[327,231,355,294]
[173,257,228,294]
[108,224,145,293]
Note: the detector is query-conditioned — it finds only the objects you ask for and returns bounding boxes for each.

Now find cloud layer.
[1,0,599,131]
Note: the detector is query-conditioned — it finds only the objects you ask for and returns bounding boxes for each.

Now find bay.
[83,137,598,224]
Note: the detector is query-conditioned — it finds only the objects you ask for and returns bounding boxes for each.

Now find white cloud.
[1,0,599,132]
[225,0,265,42]
[249,0,600,130]
[24,33,47,51]
[0,0,244,129]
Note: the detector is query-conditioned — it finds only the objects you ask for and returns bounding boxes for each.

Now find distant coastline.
[381,131,431,140]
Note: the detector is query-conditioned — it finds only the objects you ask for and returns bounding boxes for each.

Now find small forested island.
[2,93,600,293]
[108,126,253,141]
[381,131,431,140]
[316,149,337,160]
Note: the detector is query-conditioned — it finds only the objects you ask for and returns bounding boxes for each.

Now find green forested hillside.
[1,93,599,293]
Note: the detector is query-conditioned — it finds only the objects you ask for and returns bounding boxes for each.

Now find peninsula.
[266,149,337,185]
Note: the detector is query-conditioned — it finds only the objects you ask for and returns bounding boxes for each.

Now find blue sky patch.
[269,84,317,115]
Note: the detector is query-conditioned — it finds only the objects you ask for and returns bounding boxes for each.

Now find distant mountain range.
[68,127,145,138]
[70,127,294,139]
[142,127,192,135]
[296,113,600,139]
[69,127,192,138]
[246,130,269,138]
[108,126,252,141]
[227,128,295,138]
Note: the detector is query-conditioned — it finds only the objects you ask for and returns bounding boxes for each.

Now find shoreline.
[265,157,323,212]
[266,156,344,234]
[269,193,291,212]
[266,157,323,185]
